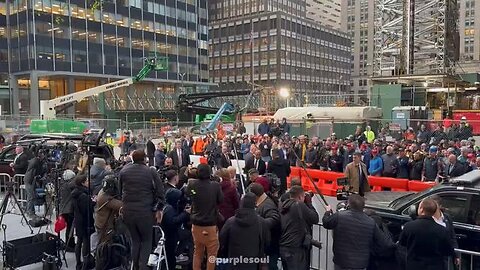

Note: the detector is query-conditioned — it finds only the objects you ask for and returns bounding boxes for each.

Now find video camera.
[336,177,351,201]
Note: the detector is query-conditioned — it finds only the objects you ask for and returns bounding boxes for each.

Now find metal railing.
[452,249,480,270]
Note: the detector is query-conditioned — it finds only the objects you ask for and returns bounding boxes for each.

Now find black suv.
[0,133,115,176]
[364,170,480,254]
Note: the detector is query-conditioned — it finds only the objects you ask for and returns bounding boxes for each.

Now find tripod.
[0,181,33,234]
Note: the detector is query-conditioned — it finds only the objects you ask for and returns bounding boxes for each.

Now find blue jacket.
[368,156,383,176]
[258,123,270,135]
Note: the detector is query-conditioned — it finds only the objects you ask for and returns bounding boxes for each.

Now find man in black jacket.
[186,164,224,270]
[445,154,466,178]
[10,146,29,175]
[279,186,319,270]
[23,150,47,218]
[323,194,395,270]
[267,150,291,195]
[119,150,165,270]
[219,192,270,270]
[146,138,156,167]
[169,140,190,170]
[216,145,233,169]
[431,195,460,267]
[250,183,281,270]
[399,198,455,270]
[244,150,266,175]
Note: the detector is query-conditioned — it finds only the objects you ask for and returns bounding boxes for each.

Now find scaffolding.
[373,0,459,77]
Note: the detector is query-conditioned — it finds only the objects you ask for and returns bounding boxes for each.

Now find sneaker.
[176,254,189,263]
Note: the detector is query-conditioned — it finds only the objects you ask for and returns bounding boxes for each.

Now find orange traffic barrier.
[408,180,436,192]
[368,176,409,192]
[199,157,208,164]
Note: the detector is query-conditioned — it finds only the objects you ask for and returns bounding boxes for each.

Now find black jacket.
[219,208,270,270]
[267,158,291,191]
[186,178,223,226]
[445,162,465,178]
[59,180,76,215]
[24,157,46,185]
[322,209,394,269]
[410,160,423,181]
[161,189,189,240]
[72,185,95,238]
[13,152,30,175]
[279,199,319,248]
[168,149,191,169]
[216,153,233,169]
[119,163,165,214]
[399,216,455,270]
[256,194,280,255]
[146,140,156,157]
[244,158,266,175]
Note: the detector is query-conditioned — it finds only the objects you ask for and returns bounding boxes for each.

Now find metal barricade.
[451,249,480,270]
[0,173,11,192]
[13,174,25,203]
[310,223,331,270]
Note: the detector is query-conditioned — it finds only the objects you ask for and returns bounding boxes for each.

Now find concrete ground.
[0,178,336,270]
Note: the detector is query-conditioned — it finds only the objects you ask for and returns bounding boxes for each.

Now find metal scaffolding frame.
[373,0,459,77]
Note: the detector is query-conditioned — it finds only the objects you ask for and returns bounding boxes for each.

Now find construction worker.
[192,136,205,155]
[105,133,115,148]
[363,126,375,144]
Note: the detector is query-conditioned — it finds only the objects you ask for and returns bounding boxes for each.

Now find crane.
[39,57,167,119]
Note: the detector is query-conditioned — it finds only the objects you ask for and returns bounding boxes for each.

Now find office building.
[343,0,478,99]
[459,0,480,74]
[209,0,351,109]
[306,0,342,30]
[0,0,211,118]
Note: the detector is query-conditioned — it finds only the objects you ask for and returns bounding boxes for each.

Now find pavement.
[0,186,337,270]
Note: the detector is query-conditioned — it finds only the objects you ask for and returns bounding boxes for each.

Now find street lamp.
[279,87,290,107]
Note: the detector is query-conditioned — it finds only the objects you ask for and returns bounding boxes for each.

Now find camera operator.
[90,158,112,196]
[322,194,395,270]
[23,149,48,218]
[59,169,77,252]
[119,150,165,270]
[95,175,122,244]
[279,186,319,270]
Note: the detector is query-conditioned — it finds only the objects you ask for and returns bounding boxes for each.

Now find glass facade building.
[209,8,351,109]
[0,0,211,118]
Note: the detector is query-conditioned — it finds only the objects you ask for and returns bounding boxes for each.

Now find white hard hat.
[106,133,112,137]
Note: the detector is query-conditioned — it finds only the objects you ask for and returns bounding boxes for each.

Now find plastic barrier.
[368,176,409,192]
[188,155,435,195]
[408,180,436,192]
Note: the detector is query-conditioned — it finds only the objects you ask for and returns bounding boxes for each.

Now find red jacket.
[218,180,239,229]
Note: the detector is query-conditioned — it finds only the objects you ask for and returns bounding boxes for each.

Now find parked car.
[364,170,480,266]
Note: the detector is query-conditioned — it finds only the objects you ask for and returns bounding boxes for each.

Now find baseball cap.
[429,146,438,153]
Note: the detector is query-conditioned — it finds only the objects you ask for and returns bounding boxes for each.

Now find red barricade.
[199,157,208,164]
[368,176,409,192]
[408,180,436,192]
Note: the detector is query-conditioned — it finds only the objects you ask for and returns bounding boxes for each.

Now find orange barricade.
[368,176,409,192]
[199,157,208,164]
[408,180,436,192]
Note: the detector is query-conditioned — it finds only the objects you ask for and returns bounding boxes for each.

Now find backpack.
[95,229,131,270]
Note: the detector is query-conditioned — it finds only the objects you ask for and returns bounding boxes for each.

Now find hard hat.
[106,133,111,137]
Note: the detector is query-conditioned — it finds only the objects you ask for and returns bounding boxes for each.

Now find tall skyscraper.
[306,0,342,30]
[209,0,351,109]
[343,0,477,99]
[0,0,211,118]
[340,0,373,98]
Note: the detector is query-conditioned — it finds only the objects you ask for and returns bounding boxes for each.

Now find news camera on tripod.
[23,149,48,219]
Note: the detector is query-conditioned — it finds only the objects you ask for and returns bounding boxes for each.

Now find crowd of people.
[7,116,476,270]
